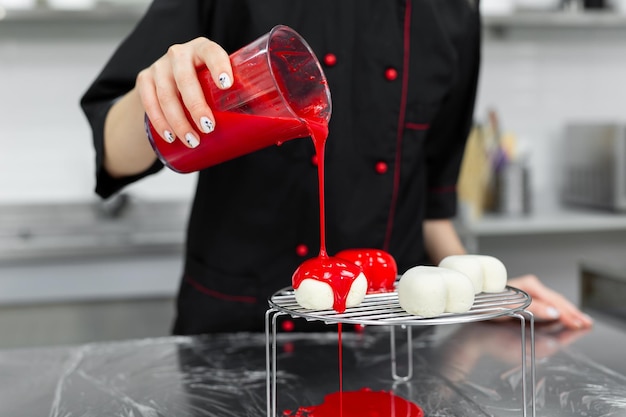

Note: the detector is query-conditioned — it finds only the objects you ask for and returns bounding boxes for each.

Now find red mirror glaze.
[285,388,424,417]
[335,249,397,293]
[292,255,362,313]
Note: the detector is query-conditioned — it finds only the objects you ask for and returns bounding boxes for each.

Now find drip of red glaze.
[284,388,425,417]
[337,323,343,416]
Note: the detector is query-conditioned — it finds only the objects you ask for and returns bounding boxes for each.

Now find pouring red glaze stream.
[290,116,353,417]
[286,54,422,417]
[291,119,362,314]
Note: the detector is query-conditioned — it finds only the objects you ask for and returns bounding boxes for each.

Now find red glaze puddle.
[283,388,424,417]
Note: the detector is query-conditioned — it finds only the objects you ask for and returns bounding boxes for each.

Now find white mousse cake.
[439,254,507,294]
[439,267,476,313]
[438,255,484,294]
[398,266,447,317]
[398,265,477,317]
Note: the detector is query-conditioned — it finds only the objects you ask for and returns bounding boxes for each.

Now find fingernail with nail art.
[185,132,200,148]
[218,73,232,89]
[200,116,214,133]
[164,130,175,143]
[546,306,560,319]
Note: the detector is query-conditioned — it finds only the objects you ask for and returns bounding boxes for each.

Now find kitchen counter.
[1,311,625,417]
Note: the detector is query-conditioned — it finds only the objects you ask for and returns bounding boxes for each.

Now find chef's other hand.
[508,274,593,330]
[136,37,233,148]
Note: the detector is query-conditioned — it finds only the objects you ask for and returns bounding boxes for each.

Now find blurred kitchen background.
[1,0,626,349]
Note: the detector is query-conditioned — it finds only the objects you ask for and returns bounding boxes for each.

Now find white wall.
[0,17,196,205]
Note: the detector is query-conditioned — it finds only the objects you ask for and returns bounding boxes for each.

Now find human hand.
[508,274,593,330]
[136,37,233,148]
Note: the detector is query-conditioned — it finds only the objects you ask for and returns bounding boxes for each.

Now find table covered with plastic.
[1,318,625,417]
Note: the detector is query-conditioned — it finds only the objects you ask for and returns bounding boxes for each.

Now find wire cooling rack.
[268,285,532,326]
[265,285,536,417]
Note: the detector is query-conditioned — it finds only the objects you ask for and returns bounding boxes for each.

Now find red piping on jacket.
[383,0,412,251]
[405,122,429,130]
[184,275,257,304]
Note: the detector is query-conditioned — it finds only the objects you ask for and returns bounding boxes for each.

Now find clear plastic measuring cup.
[146,25,332,173]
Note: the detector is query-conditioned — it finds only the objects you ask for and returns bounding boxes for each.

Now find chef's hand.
[508,274,593,330]
[136,37,233,148]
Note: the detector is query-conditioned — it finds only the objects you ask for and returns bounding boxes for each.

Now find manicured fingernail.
[546,307,560,319]
[200,116,214,133]
[163,130,175,143]
[184,132,199,148]
[218,72,232,89]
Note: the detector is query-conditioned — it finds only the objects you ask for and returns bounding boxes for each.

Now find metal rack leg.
[265,309,285,417]
[511,310,536,417]
[525,310,536,417]
[390,325,413,382]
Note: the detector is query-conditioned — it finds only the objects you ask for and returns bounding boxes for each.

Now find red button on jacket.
[375,161,388,174]
[384,67,398,81]
[323,53,337,67]
[281,320,295,332]
[296,244,309,257]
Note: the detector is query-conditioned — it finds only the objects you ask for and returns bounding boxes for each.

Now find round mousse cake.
[397,266,448,318]
[439,254,507,294]
[397,262,484,317]
[292,256,367,312]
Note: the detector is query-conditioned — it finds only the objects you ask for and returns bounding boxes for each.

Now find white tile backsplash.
[0,20,196,204]
[2,17,626,206]
[476,26,626,208]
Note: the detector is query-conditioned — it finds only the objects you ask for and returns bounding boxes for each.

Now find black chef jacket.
[81,0,481,334]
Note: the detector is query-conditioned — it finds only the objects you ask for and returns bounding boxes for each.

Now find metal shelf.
[484,11,626,29]
[0,3,148,23]
[0,199,188,263]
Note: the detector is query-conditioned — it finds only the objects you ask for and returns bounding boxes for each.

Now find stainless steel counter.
[1,312,625,417]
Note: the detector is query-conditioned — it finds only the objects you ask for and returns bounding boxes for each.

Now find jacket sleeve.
[79,0,214,199]
[422,3,481,219]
